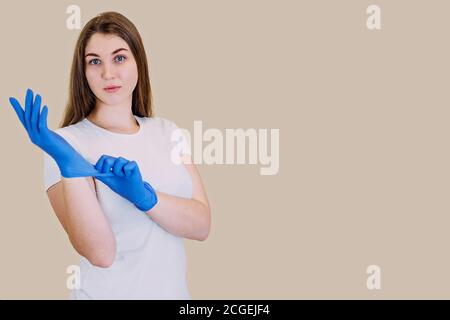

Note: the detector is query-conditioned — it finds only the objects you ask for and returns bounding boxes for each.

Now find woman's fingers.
[113,157,128,177]
[9,89,48,136]
[24,88,33,132]
[92,156,115,177]
[123,161,138,178]
[31,94,41,134]
[95,154,116,173]
[95,155,108,173]
[100,156,116,174]
[95,155,110,173]
[38,105,48,133]
[95,155,138,178]
[8,97,26,129]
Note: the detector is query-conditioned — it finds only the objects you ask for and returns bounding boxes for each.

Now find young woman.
[9,11,211,299]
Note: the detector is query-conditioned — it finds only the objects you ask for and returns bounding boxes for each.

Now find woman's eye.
[88,58,101,65]
[115,55,127,62]
[87,55,126,65]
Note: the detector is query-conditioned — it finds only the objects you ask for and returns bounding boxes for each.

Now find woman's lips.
[104,86,121,93]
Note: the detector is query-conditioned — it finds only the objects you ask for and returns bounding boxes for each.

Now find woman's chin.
[99,95,126,106]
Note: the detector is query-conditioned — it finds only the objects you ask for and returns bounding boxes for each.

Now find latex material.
[9,88,114,179]
[95,155,158,212]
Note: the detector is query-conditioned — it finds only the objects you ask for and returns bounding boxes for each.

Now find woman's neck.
[87,107,139,134]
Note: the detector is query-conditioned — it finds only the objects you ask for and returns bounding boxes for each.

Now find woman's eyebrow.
[85,48,129,58]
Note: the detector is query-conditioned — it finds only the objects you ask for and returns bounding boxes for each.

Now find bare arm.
[146,155,211,241]
[47,176,116,267]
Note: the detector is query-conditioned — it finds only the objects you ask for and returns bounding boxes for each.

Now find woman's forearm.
[146,191,211,241]
[61,177,116,267]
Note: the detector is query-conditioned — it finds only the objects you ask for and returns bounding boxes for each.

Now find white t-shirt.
[43,115,193,300]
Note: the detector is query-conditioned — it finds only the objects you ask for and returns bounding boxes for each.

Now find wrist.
[134,181,158,212]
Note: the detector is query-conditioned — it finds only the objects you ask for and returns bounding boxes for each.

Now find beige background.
[1,0,449,299]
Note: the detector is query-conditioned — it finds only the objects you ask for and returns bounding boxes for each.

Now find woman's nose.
[102,62,115,80]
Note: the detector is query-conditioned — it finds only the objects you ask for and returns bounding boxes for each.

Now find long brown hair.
[60,11,153,127]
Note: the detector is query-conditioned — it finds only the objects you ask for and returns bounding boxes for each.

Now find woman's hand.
[95,155,158,212]
[9,88,113,178]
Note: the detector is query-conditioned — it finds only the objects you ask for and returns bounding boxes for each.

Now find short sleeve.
[42,128,81,192]
[43,152,61,192]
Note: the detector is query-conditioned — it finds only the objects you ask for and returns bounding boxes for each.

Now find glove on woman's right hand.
[9,88,113,178]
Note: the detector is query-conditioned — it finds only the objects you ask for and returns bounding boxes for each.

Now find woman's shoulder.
[141,115,181,132]
[55,120,84,133]
[54,122,82,133]
[53,120,89,144]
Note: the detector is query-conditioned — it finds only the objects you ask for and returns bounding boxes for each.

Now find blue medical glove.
[9,88,113,179]
[94,155,158,212]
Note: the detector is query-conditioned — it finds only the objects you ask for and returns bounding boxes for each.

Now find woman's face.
[84,33,138,107]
